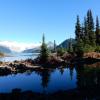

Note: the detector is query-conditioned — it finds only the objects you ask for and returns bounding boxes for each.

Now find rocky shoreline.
[0,52,99,75]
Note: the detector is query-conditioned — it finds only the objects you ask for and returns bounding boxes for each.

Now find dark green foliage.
[83,44,96,52]
[54,40,56,52]
[95,46,100,52]
[96,16,100,45]
[87,10,94,31]
[74,40,84,57]
[74,10,100,56]
[83,17,90,44]
[75,15,81,41]
[57,47,66,56]
[87,10,95,46]
[67,38,73,53]
[39,34,49,63]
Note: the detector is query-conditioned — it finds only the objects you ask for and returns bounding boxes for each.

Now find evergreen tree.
[83,17,90,44]
[75,15,81,41]
[87,10,96,46]
[75,15,84,57]
[40,34,49,63]
[96,16,100,45]
[54,40,56,52]
[74,39,84,57]
[81,24,85,41]
[74,10,99,55]
[68,38,73,53]
[87,10,94,31]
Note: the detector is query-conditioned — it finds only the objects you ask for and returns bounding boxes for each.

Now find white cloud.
[0,41,41,52]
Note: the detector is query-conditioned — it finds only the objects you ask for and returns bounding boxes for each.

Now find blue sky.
[0,0,100,44]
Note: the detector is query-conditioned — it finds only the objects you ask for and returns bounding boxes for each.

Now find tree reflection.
[35,69,54,92]
[59,68,64,75]
[69,65,74,80]
[41,69,50,88]
[76,63,100,99]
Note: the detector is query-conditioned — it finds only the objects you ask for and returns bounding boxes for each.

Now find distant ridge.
[22,48,40,53]
[0,46,12,53]
[57,38,75,48]
[22,41,54,53]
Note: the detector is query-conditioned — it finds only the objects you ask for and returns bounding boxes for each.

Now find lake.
[0,53,100,99]
[0,53,38,62]
[0,67,77,93]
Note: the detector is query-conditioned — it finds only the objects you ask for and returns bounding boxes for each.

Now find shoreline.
[0,57,99,75]
[0,52,99,75]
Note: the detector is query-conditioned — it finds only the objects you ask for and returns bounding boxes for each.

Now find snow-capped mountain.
[0,41,41,52]
[22,41,54,53]
[47,41,54,49]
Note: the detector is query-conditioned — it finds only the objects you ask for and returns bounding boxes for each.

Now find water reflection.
[0,67,77,93]
[0,63,100,99]
[76,64,100,89]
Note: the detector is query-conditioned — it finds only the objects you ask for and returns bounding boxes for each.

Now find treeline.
[39,10,100,63]
[74,10,100,56]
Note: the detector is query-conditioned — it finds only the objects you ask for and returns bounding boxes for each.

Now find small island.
[0,10,100,75]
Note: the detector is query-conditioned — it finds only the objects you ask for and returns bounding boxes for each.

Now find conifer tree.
[68,38,73,53]
[40,34,49,63]
[80,24,85,41]
[83,17,90,44]
[74,15,84,56]
[96,16,100,45]
[54,40,56,52]
[75,15,81,41]
[87,10,96,45]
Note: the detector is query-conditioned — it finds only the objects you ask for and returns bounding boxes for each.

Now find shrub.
[74,41,84,57]
[83,44,96,53]
[95,46,100,52]
[57,48,66,56]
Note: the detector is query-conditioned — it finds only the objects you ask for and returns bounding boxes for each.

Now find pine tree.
[54,40,56,52]
[40,34,49,63]
[68,38,73,53]
[81,24,85,41]
[96,16,100,45]
[75,15,84,57]
[87,10,96,46]
[75,15,81,42]
[83,17,90,44]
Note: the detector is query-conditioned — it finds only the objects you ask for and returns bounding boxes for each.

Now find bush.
[74,41,84,57]
[95,46,100,52]
[74,42,96,57]
[57,48,66,56]
[83,44,95,53]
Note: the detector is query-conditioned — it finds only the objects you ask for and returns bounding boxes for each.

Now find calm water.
[0,64,100,95]
[0,68,77,93]
[0,54,100,99]
[0,53,38,62]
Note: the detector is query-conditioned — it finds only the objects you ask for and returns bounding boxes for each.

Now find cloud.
[0,41,41,52]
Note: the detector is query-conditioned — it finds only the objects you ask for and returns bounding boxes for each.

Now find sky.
[0,0,100,47]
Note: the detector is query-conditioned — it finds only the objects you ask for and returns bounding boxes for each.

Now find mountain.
[47,41,54,50]
[22,39,76,53]
[22,47,40,53]
[0,46,12,53]
[22,42,54,53]
[57,38,75,48]
[0,41,41,52]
